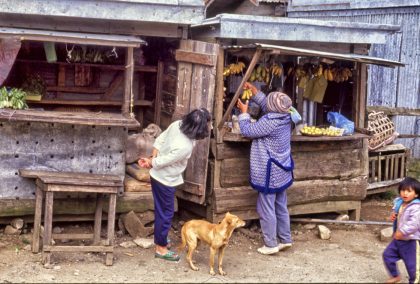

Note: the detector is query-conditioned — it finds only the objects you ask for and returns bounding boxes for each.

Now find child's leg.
[399,240,419,284]
[274,190,292,244]
[383,239,401,279]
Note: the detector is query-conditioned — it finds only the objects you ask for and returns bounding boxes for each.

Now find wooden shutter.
[173,40,219,204]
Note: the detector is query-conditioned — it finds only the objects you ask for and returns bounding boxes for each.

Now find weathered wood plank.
[287,177,367,206]
[220,158,250,187]
[175,50,217,66]
[43,245,113,253]
[0,109,140,127]
[366,106,420,117]
[0,193,154,217]
[288,201,361,221]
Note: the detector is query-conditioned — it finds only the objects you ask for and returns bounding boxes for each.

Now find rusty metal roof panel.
[192,13,400,44]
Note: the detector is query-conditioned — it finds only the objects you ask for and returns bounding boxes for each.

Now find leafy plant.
[0,87,28,110]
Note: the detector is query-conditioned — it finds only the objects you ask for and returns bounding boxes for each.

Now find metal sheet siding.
[288,7,420,158]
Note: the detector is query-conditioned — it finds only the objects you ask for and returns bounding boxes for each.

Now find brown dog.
[178,212,245,276]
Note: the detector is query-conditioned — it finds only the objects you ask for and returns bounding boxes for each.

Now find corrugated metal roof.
[288,0,420,12]
[0,0,205,25]
[192,13,400,44]
[224,43,404,67]
[0,27,145,47]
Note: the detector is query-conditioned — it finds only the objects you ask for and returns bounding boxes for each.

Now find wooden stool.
[19,169,122,266]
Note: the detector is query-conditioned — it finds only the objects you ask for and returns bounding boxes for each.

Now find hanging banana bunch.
[270,63,283,78]
[241,88,253,100]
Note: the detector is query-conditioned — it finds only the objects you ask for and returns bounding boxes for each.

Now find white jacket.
[150,120,195,186]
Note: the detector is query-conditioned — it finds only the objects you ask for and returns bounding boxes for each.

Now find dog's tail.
[177,224,187,253]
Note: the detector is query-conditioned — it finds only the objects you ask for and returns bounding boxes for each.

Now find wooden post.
[214,46,225,143]
[354,63,367,128]
[122,47,134,117]
[93,193,103,245]
[154,61,164,126]
[106,193,117,266]
[32,185,43,253]
[42,191,54,265]
[218,48,262,129]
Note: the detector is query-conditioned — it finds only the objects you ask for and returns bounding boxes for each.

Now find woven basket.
[367,111,397,151]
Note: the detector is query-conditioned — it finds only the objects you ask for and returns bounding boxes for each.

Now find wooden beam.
[47,86,106,94]
[214,46,225,143]
[175,50,217,66]
[154,61,164,125]
[218,48,262,129]
[123,47,134,117]
[366,106,420,116]
[102,73,124,99]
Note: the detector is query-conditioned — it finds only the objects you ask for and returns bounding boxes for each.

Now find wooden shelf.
[0,108,140,127]
[223,132,370,142]
[26,99,153,107]
[16,59,158,72]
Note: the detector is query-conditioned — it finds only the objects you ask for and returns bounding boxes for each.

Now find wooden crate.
[367,144,410,195]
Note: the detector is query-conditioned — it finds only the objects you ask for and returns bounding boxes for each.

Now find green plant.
[0,87,28,110]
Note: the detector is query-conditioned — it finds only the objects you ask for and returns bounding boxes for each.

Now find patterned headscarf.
[266,92,292,114]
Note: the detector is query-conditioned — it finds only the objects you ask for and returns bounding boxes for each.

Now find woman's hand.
[138,157,152,169]
[244,82,258,95]
[236,98,249,114]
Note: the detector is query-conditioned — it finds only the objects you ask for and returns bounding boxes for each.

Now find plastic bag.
[327,112,354,135]
[289,106,302,124]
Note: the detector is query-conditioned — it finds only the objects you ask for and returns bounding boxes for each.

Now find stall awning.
[192,13,401,44]
[0,0,205,26]
[0,27,146,47]
[225,43,404,68]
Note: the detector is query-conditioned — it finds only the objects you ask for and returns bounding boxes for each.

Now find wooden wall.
[0,121,126,215]
[208,138,369,221]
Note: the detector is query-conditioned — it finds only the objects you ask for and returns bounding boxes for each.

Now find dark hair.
[180,108,212,140]
[398,177,420,197]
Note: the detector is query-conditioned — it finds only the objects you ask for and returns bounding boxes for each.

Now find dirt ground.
[0,194,411,283]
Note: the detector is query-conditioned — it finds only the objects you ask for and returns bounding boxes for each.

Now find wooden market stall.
[0,27,155,221]
[172,14,405,222]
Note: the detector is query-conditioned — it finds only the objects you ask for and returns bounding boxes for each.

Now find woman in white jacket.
[138,108,211,261]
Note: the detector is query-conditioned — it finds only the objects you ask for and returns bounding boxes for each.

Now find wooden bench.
[19,169,123,266]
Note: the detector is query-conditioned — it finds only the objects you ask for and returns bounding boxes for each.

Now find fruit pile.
[300,126,343,137]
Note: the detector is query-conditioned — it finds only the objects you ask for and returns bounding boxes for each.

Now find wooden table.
[19,169,123,266]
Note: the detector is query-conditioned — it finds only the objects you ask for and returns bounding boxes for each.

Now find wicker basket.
[367,111,398,151]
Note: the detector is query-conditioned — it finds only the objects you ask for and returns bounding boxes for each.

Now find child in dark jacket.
[383,177,420,284]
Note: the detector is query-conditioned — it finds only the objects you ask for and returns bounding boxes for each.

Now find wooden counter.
[0,109,140,127]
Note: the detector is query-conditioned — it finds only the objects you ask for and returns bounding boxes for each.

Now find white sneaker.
[278,243,292,251]
[257,245,279,255]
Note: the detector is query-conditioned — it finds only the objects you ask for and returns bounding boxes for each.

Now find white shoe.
[257,245,279,255]
[278,243,292,251]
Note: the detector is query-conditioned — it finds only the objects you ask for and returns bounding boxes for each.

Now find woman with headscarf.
[236,82,296,255]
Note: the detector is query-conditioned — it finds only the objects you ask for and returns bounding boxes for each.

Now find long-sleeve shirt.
[238,91,294,194]
[150,120,195,187]
[393,197,420,240]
